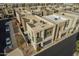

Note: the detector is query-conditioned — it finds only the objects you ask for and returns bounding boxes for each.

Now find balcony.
[36,37,42,43]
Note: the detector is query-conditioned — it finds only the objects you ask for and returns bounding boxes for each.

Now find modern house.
[15,6,79,53]
[4,4,79,56]
[43,12,79,42]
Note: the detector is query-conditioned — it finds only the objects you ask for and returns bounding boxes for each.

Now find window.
[5,22,9,26]
[76,19,79,26]
[37,43,42,51]
[32,32,34,42]
[64,20,69,30]
[43,40,51,46]
[6,37,11,42]
[6,37,12,45]
[57,27,60,38]
[44,27,53,38]
[32,36,34,42]
[37,33,40,38]
[36,32,42,43]
[53,25,57,40]
[6,26,10,32]
[0,16,2,19]
[61,32,66,38]
[71,27,76,33]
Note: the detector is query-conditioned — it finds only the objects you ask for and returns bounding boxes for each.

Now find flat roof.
[22,15,53,33]
[42,13,75,24]
[44,14,67,21]
[43,14,68,24]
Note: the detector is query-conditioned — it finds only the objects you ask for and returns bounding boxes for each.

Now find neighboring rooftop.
[43,14,68,23]
[15,7,32,16]
[64,11,79,17]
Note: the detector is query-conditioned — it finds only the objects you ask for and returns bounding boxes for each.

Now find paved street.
[36,33,78,56]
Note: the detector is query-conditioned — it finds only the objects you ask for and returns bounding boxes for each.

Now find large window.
[44,27,53,39]
[71,27,76,33]
[76,19,79,27]
[61,32,66,38]
[57,27,60,38]
[63,20,69,30]
[36,32,42,43]
[43,40,51,46]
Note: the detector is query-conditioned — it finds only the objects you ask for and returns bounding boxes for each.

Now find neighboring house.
[43,12,79,42]
[15,7,79,52]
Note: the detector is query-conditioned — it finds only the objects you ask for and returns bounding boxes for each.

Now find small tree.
[76,40,79,55]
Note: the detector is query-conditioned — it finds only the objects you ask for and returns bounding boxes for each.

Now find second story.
[21,15,55,44]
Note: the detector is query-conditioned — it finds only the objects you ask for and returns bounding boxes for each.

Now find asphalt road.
[36,32,78,56]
